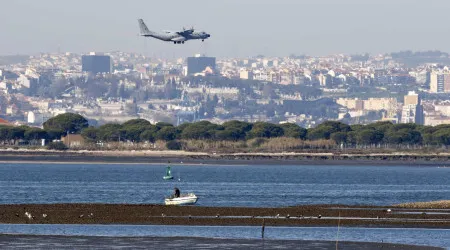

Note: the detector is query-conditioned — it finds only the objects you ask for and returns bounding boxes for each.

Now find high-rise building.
[187,55,216,75]
[404,90,420,105]
[401,91,424,124]
[401,104,424,124]
[430,71,450,93]
[82,54,112,74]
[336,98,364,110]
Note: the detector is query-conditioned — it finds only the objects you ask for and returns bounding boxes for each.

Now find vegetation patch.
[394,200,450,209]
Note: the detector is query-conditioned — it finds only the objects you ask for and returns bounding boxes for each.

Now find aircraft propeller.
[182,26,195,33]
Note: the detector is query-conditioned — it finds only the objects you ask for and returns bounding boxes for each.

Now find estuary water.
[0,225,448,249]
[0,163,448,207]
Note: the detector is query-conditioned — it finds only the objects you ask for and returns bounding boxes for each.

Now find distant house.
[60,134,85,147]
[0,118,12,126]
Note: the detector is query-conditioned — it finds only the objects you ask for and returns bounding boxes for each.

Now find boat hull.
[165,193,198,205]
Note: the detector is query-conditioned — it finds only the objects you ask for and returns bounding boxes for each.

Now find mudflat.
[1,204,449,228]
[2,149,450,165]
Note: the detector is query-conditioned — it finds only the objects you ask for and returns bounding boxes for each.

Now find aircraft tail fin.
[138,19,153,36]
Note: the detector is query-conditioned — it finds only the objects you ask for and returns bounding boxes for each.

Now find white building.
[401,104,424,124]
[27,111,52,126]
[239,70,253,80]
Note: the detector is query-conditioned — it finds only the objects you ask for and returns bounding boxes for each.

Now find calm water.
[0,224,448,249]
[0,163,448,206]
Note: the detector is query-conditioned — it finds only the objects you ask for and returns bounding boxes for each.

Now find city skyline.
[1,0,450,57]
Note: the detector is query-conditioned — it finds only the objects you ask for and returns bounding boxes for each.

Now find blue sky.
[1,0,448,57]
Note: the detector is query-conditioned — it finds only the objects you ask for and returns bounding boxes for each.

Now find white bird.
[24,212,32,219]
[42,214,47,218]
[386,209,392,213]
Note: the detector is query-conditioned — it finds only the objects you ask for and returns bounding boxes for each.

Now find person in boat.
[173,187,180,198]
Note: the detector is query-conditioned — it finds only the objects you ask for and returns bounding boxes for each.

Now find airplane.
[138,19,211,44]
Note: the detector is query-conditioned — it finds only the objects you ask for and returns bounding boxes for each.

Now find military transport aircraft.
[138,19,211,44]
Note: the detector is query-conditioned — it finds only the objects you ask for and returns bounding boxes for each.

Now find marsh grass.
[394,200,450,209]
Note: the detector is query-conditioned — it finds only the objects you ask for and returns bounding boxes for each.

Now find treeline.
[80,117,450,147]
[0,126,64,145]
[0,113,89,146]
[4,113,450,149]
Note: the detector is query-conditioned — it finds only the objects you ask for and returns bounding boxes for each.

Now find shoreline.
[1,150,450,165]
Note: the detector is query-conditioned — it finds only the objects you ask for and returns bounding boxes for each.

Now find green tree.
[346,131,358,145]
[122,119,151,128]
[46,129,65,141]
[215,128,247,141]
[43,113,88,133]
[246,122,284,139]
[155,126,178,141]
[280,123,307,139]
[140,129,157,143]
[384,130,404,145]
[7,127,26,144]
[121,119,154,142]
[181,124,211,140]
[350,124,364,131]
[97,124,124,142]
[180,121,221,140]
[431,129,450,145]
[0,127,10,143]
[223,120,252,132]
[330,132,348,144]
[384,124,423,145]
[403,130,422,144]
[217,120,253,141]
[365,121,394,133]
[306,127,331,140]
[81,127,99,142]
[24,128,48,141]
[156,122,174,129]
[307,121,350,140]
[123,125,147,142]
[356,129,384,145]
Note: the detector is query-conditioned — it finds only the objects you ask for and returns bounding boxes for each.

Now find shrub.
[166,140,182,150]
[47,141,68,151]
[248,138,267,148]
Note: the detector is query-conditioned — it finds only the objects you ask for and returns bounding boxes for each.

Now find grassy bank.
[395,200,450,209]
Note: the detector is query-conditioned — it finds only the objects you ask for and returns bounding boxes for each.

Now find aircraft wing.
[171,36,187,42]
[176,28,194,36]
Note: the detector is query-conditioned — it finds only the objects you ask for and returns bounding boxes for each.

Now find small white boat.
[165,193,198,205]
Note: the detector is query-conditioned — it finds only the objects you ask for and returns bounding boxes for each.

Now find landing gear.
[202,39,204,42]
[182,41,185,44]
[174,41,176,44]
